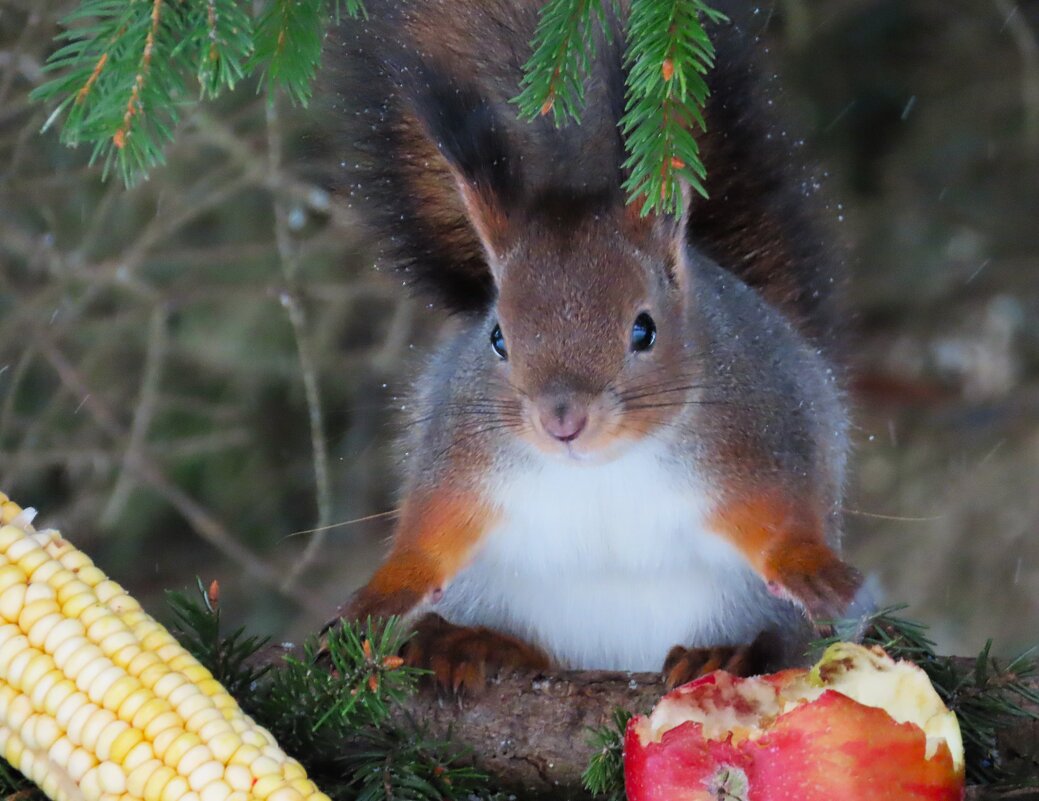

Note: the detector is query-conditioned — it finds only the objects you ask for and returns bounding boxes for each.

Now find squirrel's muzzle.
[538,399,589,443]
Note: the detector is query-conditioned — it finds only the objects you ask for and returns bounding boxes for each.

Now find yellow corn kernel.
[143,710,184,742]
[5,537,40,564]
[98,761,128,794]
[199,779,232,801]
[109,642,143,670]
[205,731,242,764]
[143,763,179,801]
[0,584,27,622]
[282,760,307,781]
[123,739,155,770]
[223,764,252,792]
[251,774,285,800]
[42,678,78,717]
[61,591,98,619]
[66,746,98,782]
[79,707,118,754]
[267,788,306,801]
[227,742,261,766]
[28,668,63,709]
[160,776,191,801]
[18,549,52,580]
[177,744,216,778]
[107,725,144,763]
[158,731,203,768]
[127,649,164,679]
[117,686,155,722]
[187,759,225,792]
[101,675,141,711]
[89,664,130,705]
[44,617,85,654]
[0,526,26,554]
[289,778,319,797]
[130,695,172,731]
[95,719,131,761]
[127,758,164,796]
[57,578,93,604]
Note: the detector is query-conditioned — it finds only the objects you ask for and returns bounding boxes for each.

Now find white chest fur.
[434,439,787,671]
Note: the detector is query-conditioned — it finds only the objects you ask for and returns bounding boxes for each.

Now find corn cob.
[0,491,332,801]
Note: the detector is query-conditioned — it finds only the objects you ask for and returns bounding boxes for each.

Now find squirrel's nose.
[540,402,588,443]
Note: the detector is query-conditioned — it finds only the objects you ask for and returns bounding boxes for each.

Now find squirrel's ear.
[452,176,513,272]
[403,67,519,282]
[621,180,693,289]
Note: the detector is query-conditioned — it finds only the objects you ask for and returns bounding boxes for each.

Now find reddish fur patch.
[709,490,819,576]
[350,490,499,621]
[708,489,860,619]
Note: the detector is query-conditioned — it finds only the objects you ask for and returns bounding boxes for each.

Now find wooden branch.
[387,666,1039,800]
[256,640,1037,798]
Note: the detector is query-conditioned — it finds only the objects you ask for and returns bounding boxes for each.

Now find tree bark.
[390,666,1039,800]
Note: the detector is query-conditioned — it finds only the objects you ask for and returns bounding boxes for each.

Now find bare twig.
[101,304,169,527]
[264,98,334,592]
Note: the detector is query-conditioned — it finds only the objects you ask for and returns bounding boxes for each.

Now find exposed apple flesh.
[625,643,965,801]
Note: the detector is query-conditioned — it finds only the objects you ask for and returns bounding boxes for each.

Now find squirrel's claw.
[662,630,783,688]
[403,613,551,696]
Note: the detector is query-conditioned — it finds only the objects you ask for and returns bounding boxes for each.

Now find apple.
[625,642,965,801]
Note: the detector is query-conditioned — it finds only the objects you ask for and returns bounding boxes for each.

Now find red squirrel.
[325,0,863,689]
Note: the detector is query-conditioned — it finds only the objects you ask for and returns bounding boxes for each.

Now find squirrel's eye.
[490,323,508,360]
[631,312,657,352]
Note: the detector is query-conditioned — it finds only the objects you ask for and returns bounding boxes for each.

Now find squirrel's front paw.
[662,631,781,689]
[766,545,863,622]
[403,614,551,694]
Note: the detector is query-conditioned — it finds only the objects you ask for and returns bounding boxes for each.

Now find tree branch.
[384,664,1038,798]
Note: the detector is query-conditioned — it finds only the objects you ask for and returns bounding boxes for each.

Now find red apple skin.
[625,675,964,801]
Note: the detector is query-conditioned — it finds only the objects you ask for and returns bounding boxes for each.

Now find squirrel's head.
[462,182,698,461]
[415,79,700,459]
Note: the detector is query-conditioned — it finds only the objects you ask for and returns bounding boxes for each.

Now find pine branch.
[194,0,255,99]
[514,0,725,217]
[31,0,195,184]
[582,707,632,801]
[165,577,271,700]
[620,0,727,215]
[514,0,613,123]
[36,0,719,211]
[32,0,364,185]
[250,0,325,106]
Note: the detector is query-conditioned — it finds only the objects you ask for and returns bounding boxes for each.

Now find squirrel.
[324,0,863,690]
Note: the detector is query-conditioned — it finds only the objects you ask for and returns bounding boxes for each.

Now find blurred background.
[1,0,1036,657]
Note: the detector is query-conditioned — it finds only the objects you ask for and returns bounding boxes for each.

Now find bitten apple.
[625,642,965,801]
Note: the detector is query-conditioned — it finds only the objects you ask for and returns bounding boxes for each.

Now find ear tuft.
[404,63,520,264]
